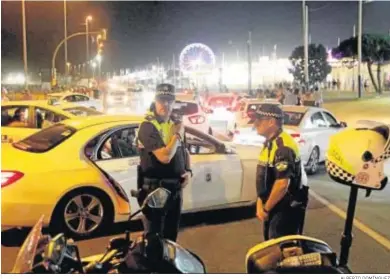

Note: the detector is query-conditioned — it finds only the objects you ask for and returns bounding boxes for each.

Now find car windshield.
[247,110,304,126]
[13,124,76,153]
[283,111,305,126]
[48,96,61,101]
[173,101,198,115]
[63,106,103,116]
[208,96,235,107]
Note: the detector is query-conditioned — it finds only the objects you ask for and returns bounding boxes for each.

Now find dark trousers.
[263,205,303,241]
[141,190,183,242]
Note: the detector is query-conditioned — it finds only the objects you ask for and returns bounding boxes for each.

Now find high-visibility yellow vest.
[140,111,174,145]
[258,131,300,166]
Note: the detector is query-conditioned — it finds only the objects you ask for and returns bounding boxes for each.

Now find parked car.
[233,105,347,174]
[173,99,213,135]
[1,100,102,144]
[48,92,103,112]
[2,115,255,237]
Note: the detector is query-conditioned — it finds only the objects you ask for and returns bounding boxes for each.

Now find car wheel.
[50,188,114,238]
[208,127,213,135]
[306,146,320,175]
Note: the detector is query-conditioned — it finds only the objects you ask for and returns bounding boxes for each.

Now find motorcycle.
[245,182,389,274]
[11,187,206,274]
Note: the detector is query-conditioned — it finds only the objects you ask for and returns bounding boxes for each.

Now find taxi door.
[92,125,140,214]
[182,127,243,211]
[1,105,38,144]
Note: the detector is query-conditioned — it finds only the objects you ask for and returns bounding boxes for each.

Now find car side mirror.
[340,121,347,128]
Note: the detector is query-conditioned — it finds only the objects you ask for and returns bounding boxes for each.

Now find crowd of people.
[255,84,323,107]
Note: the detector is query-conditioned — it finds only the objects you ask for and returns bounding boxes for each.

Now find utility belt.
[137,165,183,192]
[257,167,308,211]
[141,177,182,193]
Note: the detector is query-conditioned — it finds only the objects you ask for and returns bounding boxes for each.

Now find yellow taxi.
[1,100,103,144]
[2,114,251,237]
[1,115,143,237]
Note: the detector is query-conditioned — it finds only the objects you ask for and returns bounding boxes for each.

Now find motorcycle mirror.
[142,187,171,209]
[11,215,45,274]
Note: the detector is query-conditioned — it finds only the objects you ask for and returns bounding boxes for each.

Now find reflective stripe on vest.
[142,111,174,145]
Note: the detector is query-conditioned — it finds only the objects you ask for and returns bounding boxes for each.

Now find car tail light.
[189,115,205,124]
[291,133,306,144]
[1,171,24,188]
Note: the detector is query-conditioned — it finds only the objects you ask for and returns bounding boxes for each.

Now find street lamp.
[95,54,102,79]
[357,0,363,98]
[64,0,68,76]
[92,62,97,79]
[85,15,92,83]
[357,0,375,98]
[21,0,28,90]
[66,62,71,75]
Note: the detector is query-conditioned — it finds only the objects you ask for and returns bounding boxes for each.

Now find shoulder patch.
[275,161,288,171]
[145,114,155,121]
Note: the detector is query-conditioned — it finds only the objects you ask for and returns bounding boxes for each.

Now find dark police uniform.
[137,83,187,242]
[255,104,304,241]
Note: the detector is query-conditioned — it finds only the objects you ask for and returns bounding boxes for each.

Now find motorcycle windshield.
[11,215,44,274]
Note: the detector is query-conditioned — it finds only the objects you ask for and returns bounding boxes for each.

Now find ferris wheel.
[179,43,216,72]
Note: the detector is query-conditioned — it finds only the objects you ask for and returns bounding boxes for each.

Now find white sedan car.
[173,100,213,135]
[232,98,280,129]
[48,92,103,112]
[233,105,347,174]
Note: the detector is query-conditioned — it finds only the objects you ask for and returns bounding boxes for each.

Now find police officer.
[137,83,192,242]
[253,103,305,240]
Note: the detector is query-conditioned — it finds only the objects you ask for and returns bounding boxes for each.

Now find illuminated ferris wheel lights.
[179,43,216,72]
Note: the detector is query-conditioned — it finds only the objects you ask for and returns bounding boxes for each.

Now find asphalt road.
[2,164,390,273]
[2,98,390,273]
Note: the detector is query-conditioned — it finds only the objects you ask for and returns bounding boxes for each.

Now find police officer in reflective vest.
[253,103,305,240]
[137,83,192,242]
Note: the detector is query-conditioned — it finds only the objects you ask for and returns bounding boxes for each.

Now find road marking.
[309,189,390,251]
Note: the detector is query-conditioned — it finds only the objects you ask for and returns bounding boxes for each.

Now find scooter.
[11,187,206,274]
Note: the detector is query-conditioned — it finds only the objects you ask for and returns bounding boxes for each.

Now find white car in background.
[48,92,103,112]
[205,93,248,136]
[232,98,280,130]
[173,100,213,135]
[233,105,347,174]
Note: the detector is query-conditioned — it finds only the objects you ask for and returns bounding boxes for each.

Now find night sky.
[2,1,390,74]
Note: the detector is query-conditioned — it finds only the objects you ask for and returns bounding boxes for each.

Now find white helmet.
[326,124,390,190]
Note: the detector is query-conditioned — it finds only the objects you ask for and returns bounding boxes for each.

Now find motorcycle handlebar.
[130,189,141,198]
